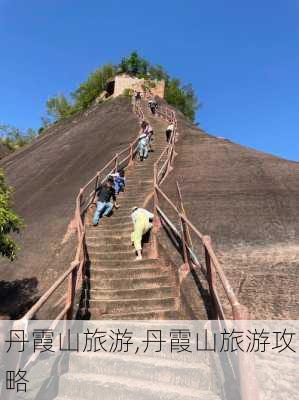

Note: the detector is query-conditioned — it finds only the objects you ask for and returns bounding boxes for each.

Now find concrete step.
[99,308,182,320]
[86,235,131,245]
[88,242,136,252]
[86,217,130,227]
[58,372,220,400]
[116,202,151,210]
[68,353,210,391]
[89,286,178,300]
[92,217,132,227]
[88,296,178,315]
[90,275,175,290]
[90,258,161,268]
[125,178,154,184]
[116,203,148,211]
[86,223,132,233]
[89,265,169,279]
[90,223,131,230]
[86,232,132,242]
[117,186,152,194]
[88,249,140,261]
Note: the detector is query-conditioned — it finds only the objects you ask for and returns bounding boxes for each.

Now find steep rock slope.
[0,141,10,159]
[161,106,299,318]
[0,97,139,317]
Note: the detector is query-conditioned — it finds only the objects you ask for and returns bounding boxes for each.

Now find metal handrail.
[149,98,242,318]
[22,97,143,321]
[149,95,259,400]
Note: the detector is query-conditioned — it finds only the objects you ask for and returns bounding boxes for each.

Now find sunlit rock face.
[160,104,299,319]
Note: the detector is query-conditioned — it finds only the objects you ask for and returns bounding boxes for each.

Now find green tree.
[0,125,37,151]
[165,80,199,121]
[72,64,116,111]
[118,52,149,78]
[0,170,23,260]
[118,52,199,120]
[46,94,75,121]
[43,52,199,123]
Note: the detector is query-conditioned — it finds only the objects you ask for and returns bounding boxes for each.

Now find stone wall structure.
[113,74,165,98]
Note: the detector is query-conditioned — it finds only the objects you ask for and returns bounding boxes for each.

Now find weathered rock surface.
[0,97,139,317]
[160,104,299,319]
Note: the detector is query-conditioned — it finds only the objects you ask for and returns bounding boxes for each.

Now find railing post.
[179,213,190,272]
[114,154,119,173]
[233,305,260,400]
[150,161,160,259]
[66,261,79,319]
[92,174,99,203]
[129,144,134,166]
[150,186,159,259]
[203,235,218,319]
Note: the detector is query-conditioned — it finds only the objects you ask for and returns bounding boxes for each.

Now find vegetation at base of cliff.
[46,51,199,123]
[0,125,37,152]
[0,169,23,261]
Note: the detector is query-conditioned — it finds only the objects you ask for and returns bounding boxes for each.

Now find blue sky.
[0,0,298,161]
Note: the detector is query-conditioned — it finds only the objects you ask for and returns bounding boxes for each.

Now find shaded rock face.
[161,108,299,319]
[0,97,139,317]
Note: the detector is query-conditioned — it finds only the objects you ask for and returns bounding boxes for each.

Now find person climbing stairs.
[52,100,229,400]
[84,103,182,320]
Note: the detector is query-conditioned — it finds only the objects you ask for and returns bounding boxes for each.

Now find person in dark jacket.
[148,99,158,115]
[92,177,119,225]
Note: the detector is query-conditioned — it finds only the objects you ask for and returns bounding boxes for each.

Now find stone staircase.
[53,321,222,400]
[84,108,183,320]
[53,105,223,400]
[55,354,221,400]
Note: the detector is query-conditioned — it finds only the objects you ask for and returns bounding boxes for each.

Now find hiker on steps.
[165,123,174,143]
[135,90,141,102]
[138,132,149,161]
[131,207,154,261]
[148,98,158,115]
[110,169,126,195]
[140,121,154,152]
[92,177,119,226]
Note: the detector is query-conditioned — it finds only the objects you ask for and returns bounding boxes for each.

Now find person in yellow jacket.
[131,207,154,260]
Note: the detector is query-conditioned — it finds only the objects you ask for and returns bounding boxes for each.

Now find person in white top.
[131,207,154,260]
[140,120,154,152]
[165,123,174,143]
[138,133,149,161]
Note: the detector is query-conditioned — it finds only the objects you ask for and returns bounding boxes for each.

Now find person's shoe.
[92,223,98,227]
[135,255,142,261]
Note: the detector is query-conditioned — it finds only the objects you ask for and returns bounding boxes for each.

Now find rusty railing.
[22,98,144,321]
[143,95,259,400]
